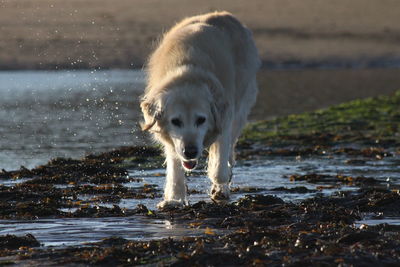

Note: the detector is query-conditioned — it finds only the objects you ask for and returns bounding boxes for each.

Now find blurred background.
[1,0,400,169]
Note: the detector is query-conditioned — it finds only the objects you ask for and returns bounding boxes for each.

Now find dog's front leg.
[157,146,187,209]
[208,132,232,201]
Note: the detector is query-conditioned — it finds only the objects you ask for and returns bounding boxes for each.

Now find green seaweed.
[241,90,400,146]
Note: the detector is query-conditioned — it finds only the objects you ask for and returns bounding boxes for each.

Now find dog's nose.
[183,146,198,159]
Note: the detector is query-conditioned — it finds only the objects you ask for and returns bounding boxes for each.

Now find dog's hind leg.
[207,130,232,201]
[157,146,187,209]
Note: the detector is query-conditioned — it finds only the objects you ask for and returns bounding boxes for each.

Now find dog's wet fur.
[140,11,260,208]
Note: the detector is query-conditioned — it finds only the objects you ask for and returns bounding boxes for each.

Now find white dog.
[140,11,260,208]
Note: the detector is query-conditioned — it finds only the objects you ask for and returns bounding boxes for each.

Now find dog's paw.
[210,183,230,201]
[157,199,186,210]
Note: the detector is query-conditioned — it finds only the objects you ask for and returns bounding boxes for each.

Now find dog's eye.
[171,118,182,127]
[196,116,206,126]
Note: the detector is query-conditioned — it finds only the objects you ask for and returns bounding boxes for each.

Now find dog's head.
[140,82,224,171]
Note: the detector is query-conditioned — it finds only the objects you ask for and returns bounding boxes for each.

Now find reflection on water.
[0,154,399,247]
[0,217,205,247]
[355,218,400,227]
[0,70,148,170]
[125,155,400,209]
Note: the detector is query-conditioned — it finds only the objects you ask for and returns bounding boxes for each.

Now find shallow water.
[0,70,148,170]
[127,155,400,208]
[0,217,206,247]
[1,154,399,247]
[356,218,400,227]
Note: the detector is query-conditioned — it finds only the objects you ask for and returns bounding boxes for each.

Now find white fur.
[140,11,260,208]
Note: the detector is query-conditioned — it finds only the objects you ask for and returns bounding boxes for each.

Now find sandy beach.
[1,0,400,69]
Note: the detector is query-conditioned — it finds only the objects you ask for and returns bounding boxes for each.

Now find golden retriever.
[140,11,260,208]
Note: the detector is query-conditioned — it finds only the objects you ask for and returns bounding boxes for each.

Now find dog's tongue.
[183,160,197,170]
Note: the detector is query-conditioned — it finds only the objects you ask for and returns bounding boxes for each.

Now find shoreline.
[1,57,400,71]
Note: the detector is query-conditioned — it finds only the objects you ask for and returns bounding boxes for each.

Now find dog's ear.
[140,99,163,132]
[203,77,229,146]
[211,101,222,134]
[204,98,227,147]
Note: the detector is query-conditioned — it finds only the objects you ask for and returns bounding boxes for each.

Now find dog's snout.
[183,146,198,159]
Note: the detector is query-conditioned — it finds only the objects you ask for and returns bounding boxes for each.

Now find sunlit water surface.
[0,154,399,247]
[0,70,147,170]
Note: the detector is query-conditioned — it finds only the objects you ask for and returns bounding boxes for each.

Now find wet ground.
[0,136,399,265]
[0,73,399,265]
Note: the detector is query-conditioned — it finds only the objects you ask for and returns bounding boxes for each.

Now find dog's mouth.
[182,160,197,170]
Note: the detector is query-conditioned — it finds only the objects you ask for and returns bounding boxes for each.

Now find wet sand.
[1,0,400,69]
[253,68,400,119]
